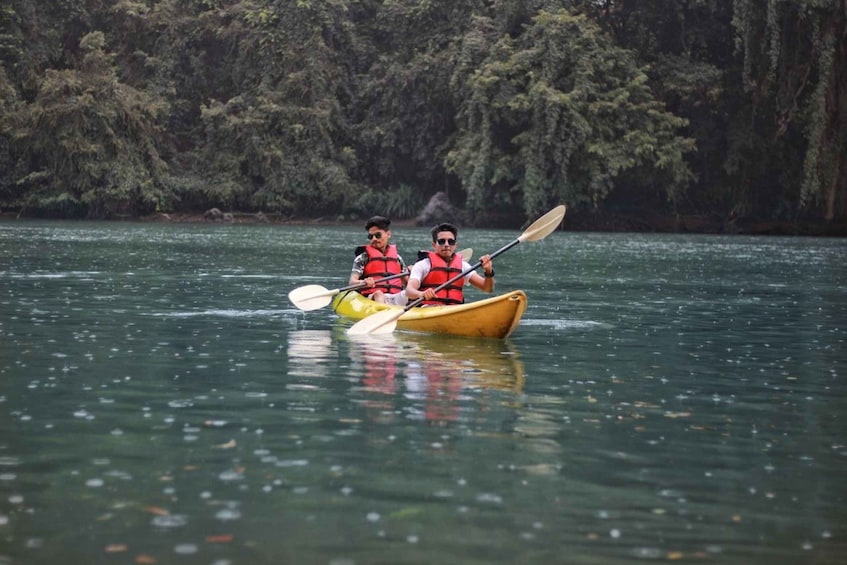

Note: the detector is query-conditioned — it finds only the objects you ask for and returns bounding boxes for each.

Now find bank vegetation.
[1,1,844,232]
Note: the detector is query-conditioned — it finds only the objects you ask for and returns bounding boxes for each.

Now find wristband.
[484,270,495,278]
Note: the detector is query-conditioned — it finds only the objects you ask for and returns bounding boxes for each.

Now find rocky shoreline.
[4,209,846,236]
[137,210,847,237]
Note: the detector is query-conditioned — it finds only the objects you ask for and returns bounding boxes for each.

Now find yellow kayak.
[331,290,528,339]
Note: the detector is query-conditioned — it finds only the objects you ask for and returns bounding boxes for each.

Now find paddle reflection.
[286,330,336,378]
[346,333,525,424]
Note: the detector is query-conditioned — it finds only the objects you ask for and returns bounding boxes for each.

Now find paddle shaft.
[402,240,518,312]
[340,270,407,294]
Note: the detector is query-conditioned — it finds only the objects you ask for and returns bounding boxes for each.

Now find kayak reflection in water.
[405,222,494,306]
[349,334,524,425]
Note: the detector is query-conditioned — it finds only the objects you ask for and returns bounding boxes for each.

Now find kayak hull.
[332,290,527,339]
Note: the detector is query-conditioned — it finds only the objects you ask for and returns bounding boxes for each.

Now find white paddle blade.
[288,284,334,311]
[346,309,403,336]
[458,248,473,262]
[519,205,566,242]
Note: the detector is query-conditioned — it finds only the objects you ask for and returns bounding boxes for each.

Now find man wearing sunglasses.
[405,222,494,305]
[349,215,409,305]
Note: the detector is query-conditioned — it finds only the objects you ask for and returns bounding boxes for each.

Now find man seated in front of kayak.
[349,215,409,305]
[405,222,494,305]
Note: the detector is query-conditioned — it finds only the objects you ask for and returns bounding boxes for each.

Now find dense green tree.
[447,9,694,221]
[583,0,734,215]
[0,66,21,206]
[0,0,843,227]
[13,32,170,217]
[731,0,846,221]
[0,0,111,91]
[591,0,846,223]
[143,0,362,215]
[350,0,485,213]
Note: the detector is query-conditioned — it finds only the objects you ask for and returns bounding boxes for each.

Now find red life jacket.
[360,244,403,296]
[420,251,464,305]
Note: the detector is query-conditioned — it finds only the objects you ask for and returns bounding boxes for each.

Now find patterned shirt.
[351,251,407,276]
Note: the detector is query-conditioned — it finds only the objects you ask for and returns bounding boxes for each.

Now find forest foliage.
[0,0,844,227]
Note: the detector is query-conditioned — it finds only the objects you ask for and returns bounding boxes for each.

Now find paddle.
[347,205,566,336]
[288,248,473,311]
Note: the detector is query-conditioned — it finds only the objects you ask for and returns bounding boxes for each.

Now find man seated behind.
[405,222,494,305]
[349,215,408,305]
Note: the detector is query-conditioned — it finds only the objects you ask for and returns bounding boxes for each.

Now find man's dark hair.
[431,222,458,242]
[365,216,391,230]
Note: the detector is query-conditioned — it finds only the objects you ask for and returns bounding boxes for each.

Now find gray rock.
[416,192,464,226]
[203,207,223,221]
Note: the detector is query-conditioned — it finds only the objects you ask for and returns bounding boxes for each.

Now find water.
[1,221,845,564]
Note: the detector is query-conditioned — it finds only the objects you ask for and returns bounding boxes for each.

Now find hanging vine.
[800,26,835,209]
[730,0,845,219]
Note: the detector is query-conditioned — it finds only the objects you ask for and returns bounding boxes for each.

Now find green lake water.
[0,220,845,564]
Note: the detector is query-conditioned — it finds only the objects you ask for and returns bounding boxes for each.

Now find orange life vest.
[360,244,403,296]
[420,251,464,305]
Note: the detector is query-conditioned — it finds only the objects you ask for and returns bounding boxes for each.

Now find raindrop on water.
[174,543,198,554]
[151,514,187,528]
[215,508,242,521]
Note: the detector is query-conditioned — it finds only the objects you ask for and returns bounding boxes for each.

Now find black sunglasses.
[367,232,384,240]
[436,238,456,246]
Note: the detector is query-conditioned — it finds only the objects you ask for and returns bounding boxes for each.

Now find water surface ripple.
[0,222,845,564]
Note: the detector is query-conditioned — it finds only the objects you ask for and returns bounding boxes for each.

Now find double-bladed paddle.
[346,205,566,336]
[288,248,473,311]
